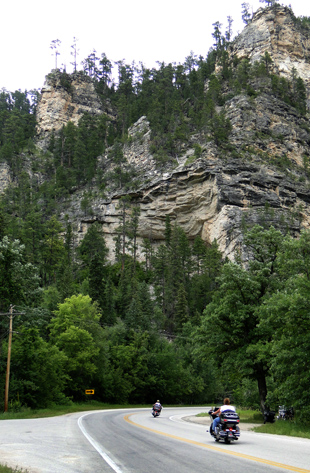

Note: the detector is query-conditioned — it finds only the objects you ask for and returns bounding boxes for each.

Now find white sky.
[1,0,309,92]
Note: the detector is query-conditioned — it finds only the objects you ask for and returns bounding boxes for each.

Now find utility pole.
[4,305,13,412]
[0,305,23,412]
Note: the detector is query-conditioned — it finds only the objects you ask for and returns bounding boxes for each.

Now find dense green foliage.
[199,225,310,420]
[0,90,37,174]
[0,217,224,408]
[1,9,310,416]
[2,213,310,417]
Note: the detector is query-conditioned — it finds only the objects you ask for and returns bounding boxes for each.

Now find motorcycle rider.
[212,398,236,433]
[153,400,162,413]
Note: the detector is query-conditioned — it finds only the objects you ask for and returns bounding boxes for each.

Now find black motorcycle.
[208,408,240,443]
[263,408,275,424]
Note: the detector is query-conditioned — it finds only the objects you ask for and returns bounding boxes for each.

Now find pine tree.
[212,21,223,50]
[192,236,207,275]
[41,216,65,286]
[152,244,170,317]
[164,215,172,246]
[141,237,153,272]
[50,39,61,69]
[114,196,131,271]
[101,277,117,325]
[88,255,106,309]
[210,111,232,146]
[225,16,234,42]
[77,222,108,271]
[127,204,141,274]
[70,37,79,72]
[175,283,189,330]
[241,3,251,25]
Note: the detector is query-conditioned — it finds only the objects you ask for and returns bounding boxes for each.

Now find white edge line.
[169,414,187,423]
[78,413,124,473]
[169,414,206,426]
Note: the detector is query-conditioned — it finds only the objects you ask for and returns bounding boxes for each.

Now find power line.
[0,330,10,341]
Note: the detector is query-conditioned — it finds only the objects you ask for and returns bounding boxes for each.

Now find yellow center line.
[124,414,310,473]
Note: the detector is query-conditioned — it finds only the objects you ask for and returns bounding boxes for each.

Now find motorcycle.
[152,407,161,417]
[208,408,240,443]
[277,405,294,421]
[263,408,276,424]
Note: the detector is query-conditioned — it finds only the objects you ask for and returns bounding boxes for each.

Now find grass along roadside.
[0,466,28,473]
[252,420,310,438]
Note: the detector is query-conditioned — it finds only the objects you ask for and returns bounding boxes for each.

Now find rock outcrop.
[71,155,306,261]
[231,5,310,105]
[36,70,114,148]
[0,162,11,194]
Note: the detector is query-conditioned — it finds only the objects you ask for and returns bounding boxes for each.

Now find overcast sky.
[1,0,309,92]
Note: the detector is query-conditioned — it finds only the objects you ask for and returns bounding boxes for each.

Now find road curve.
[0,407,310,473]
[81,407,310,473]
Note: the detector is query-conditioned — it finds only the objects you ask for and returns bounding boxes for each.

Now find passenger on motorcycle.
[212,398,236,433]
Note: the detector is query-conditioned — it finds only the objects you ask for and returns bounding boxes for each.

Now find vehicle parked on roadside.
[277,405,294,421]
[263,407,276,424]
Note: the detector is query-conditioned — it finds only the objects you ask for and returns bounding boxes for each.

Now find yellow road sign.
[85,389,95,395]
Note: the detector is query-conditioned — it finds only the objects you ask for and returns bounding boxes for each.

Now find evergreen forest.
[1,4,310,419]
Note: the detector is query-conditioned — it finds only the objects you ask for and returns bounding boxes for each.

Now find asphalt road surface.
[0,407,310,473]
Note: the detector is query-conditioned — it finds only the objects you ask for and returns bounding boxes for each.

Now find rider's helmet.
[157,400,160,403]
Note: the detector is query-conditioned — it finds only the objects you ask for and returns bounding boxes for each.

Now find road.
[0,407,310,473]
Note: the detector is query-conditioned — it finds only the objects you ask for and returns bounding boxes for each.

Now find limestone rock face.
[68,153,306,261]
[231,6,310,105]
[35,70,113,147]
[0,162,11,194]
[225,92,310,167]
[124,116,157,177]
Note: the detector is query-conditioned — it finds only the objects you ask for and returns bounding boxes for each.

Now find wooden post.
[4,305,13,413]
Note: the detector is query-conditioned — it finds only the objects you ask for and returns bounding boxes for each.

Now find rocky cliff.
[31,6,310,261]
[231,5,310,106]
[36,70,114,148]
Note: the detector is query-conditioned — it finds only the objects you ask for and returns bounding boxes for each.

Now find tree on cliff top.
[259,0,277,6]
[50,39,61,69]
